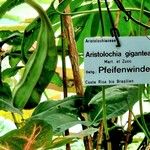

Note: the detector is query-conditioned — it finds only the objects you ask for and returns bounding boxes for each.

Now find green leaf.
[89,85,139,123]
[0,83,21,114]
[76,13,95,53]
[0,31,22,46]
[70,0,84,10]
[32,95,82,116]
[32,113,84,134]
[50,72,63,87]
[9,54,22,68]
[31,96,89,133]
[9,46,22,67]
[2,66,23,80]
[0,82,12,101]
[84,85,113,106]
[50,127,98,149]
[0,31,23,67]
[90,13,100,36]
[0,0,24,18]
[131,112,150,136]
[21,25,39,62]
[75,3,95,53]
[0,119,53,150]
[21,0,71,62]
[50,136,76,149]
[84,86,103,105]
[57,0,72,12]
[118,13,131,35]
[0,98,21,114]
[68,127,98,139]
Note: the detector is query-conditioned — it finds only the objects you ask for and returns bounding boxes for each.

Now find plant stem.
[44,91,49,100]
[129,20,135,35]
[127,97,150,141]
[114,9,121,28]
[62,5,93,150]
[60,16,68,98]
[54,5,150,16]
[138,2,150,139]
[130,110,149,140]
[63,6,84,96]
[60,14,71,150]
[143,84,150,100]
[97,0,105,36]
[138,85,150,139]
[58,0,71,149]
[1,49,20,129]
[96,122,103,150]
[11,112,19,128]
[102,86,111,149]
[124,110,132,150]
[114,0,122,28]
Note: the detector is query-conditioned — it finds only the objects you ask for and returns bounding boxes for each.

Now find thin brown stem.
[96,122,104,150]
[146,143,150,150]
[58,0,71,149]
[59,4,71,150]
[11,112,20,129]
[114,0,122,28]
[124,110,132,150]
[63,6,93,150]
[63,6,84,96]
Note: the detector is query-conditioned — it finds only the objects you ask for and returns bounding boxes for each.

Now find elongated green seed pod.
[13,0,57,109]
[24,1,57,109]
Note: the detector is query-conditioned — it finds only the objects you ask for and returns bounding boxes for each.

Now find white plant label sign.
[84,36,150,85]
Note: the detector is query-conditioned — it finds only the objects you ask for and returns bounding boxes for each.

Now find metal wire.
[104,0,121,47]
[97,0,105,36]
[114,0,150,29]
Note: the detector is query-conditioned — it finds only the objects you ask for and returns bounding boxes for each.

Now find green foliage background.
[0,0,150,149]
